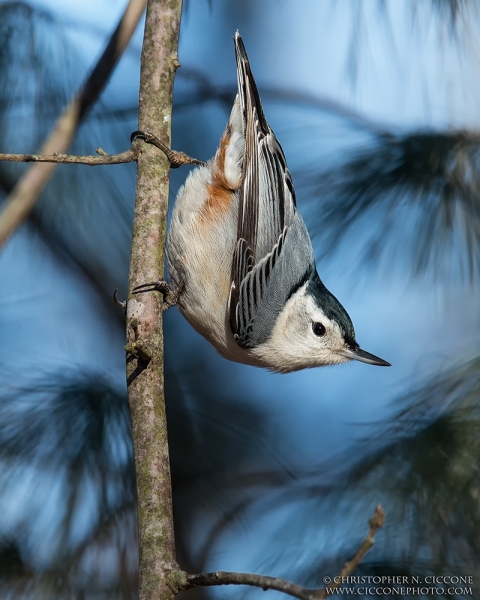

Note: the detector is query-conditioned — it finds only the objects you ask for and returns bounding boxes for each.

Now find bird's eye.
[312,322,326,337]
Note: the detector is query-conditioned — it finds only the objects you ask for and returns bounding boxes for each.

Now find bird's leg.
[132,280,184,312]
[130,130,206,169]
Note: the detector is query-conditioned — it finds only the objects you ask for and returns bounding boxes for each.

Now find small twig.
[185,572,313,600]
[131,130,206,168]
[0,0,146,247]
[316,505,386,598]
[183,506,386,600]
[0,149,136,166]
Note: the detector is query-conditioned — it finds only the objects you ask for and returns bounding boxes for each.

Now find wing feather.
[229,33,312,349]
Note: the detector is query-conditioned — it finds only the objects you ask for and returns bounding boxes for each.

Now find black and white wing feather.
[229,33,315,349]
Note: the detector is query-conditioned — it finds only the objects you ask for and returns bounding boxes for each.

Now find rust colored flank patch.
[201,131,235,221]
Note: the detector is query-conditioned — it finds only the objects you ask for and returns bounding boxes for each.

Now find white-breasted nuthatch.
[134,32,390,373]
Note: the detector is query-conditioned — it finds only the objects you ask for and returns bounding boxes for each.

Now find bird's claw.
[113,289,126,310]
[130,130,206,169]
[132,280,184,312]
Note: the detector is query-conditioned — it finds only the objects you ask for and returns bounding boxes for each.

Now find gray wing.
[231,213,316,349]
[229,33,315,349]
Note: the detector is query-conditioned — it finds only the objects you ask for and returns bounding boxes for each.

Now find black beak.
[340,346,391,367]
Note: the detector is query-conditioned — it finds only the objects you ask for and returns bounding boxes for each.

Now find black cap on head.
[307,271,391,367]
[307,271,356,343]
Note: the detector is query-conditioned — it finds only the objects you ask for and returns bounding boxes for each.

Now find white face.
[251,284,352,373]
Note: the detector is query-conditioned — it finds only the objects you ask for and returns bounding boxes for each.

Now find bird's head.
[253,271,390,373]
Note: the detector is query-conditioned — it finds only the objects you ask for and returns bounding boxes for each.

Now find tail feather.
[234,31,269,134]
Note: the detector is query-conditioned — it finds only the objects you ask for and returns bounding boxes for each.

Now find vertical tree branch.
[126,1,184,599]
[0,0,146,247]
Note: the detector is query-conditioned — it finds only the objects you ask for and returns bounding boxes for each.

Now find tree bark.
[126,1,184,599]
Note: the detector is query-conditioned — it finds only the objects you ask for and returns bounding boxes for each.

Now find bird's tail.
[234,31,269,134]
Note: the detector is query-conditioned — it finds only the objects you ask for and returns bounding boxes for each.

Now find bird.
[133,32,390,373]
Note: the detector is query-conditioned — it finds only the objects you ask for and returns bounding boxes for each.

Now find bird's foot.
[130,130,206,169]
[113,289,126,310]
[132,280,184,312]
